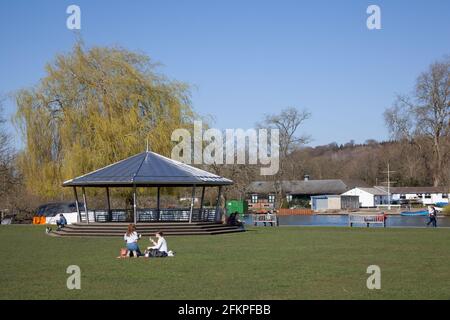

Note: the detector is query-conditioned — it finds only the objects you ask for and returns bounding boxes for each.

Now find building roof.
[356,187,389,196]
[63,151,233,187]
[247,179,364,195]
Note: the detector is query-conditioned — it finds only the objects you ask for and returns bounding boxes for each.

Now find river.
[243,214,450,228]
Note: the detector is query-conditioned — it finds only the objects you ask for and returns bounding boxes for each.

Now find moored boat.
[400,210,428,216]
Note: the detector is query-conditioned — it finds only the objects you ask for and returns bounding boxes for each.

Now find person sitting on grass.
[227,212,243,227]
[56,214,67,231]
[123,224,141,258]
[146,231,169,257]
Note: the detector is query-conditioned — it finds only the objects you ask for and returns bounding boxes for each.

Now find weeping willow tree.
[15,42,197,199]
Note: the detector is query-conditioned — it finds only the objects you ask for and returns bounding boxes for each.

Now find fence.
[32,208,219,224]
[277,208,313,215]
[92,208,218,223]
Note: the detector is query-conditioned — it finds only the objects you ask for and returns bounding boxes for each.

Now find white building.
[380,187,449,206]
[342,187,389,208]
[343,186,449,207]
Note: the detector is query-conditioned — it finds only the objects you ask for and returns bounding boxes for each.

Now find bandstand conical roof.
[62,151,233,187]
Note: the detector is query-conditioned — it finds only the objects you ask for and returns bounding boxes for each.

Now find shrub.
[443,205,450,216]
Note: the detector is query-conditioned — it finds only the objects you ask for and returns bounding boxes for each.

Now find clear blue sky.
[1,0,450,148]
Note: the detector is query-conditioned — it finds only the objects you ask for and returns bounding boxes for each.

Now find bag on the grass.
[147,248,168,258]
[157,251,168,258]
[120,248,128,257]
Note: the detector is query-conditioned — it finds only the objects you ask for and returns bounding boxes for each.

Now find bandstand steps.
[61,223,233,232]
[50,222,244,237]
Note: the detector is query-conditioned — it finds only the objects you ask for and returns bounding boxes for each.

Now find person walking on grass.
[124,224,141,257]
[426,206,437,228]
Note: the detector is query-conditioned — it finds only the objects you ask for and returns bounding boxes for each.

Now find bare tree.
[258,107,311,207]
[384,56,450,186]
[259,107,311,158]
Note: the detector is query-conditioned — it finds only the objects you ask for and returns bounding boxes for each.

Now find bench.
[253,214,278,227]
[349,214,386,227]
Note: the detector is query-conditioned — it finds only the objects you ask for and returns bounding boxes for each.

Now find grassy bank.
[0,225,449,299]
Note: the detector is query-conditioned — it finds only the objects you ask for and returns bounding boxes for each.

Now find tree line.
[0,44,448,217]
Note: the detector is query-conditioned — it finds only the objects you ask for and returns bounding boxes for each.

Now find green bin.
[226,200,248,216]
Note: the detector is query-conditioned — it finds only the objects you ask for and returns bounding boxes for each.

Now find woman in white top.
[123,224,141,257]
[148,231,168,254]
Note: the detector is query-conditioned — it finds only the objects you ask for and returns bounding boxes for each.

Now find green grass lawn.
[0,225,449,299]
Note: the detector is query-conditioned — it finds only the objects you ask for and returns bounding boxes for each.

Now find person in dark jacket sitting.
[227,212,243,226]
[56,214,67,230]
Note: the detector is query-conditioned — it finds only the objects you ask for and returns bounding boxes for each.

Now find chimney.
[304,174,310,181]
